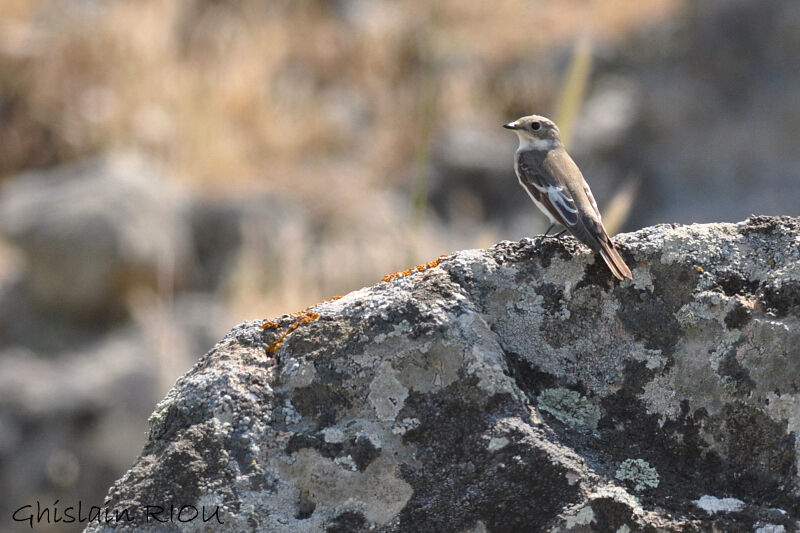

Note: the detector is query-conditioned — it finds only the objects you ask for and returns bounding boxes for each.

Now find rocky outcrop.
[86,217,800,532]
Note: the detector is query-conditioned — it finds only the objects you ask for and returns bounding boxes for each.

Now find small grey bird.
[504,114,632,280]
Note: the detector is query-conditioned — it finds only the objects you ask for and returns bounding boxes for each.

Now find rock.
[0,152,192,323]
[86,216,799,532]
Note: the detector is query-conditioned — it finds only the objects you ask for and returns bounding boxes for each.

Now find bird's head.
[503,115,562,150]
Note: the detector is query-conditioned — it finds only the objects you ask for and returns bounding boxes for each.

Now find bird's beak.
[503,122,518,130]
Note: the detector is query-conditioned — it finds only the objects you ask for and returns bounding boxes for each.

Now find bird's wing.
[517,151,579,227]
[518,149,632,280]
[583,181,601,219]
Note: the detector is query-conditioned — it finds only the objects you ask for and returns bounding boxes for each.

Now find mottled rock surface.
[86,216,800,532]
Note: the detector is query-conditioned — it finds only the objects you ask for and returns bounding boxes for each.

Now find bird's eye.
[531,121,541,131]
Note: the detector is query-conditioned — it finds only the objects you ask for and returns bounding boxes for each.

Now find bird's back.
[543,148,598,220]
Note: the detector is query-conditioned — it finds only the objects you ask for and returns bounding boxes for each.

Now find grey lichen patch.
[279,357,316,390]
[739,316,800,393]
[391,417,420,435]
[509,291,546,314]
[561,505,596,529]
[631,264,655,291]
[275,448,413,527]
[542,254,592,295]
[658,223,740,268]
[615,459,659,492]
[537,388,602,429]
[675,291,734,330]
[487,436,509,452]
[692,495,745,514]
[368,362,408,421]
[393,341,463,394]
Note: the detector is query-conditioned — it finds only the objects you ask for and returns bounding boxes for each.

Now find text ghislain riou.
[12,500,224,528]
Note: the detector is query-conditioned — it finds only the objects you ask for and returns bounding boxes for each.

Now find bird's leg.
[552,229,567,239]
[536,223,556,245]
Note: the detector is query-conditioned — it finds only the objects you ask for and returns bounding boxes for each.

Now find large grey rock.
[86,217,799,532]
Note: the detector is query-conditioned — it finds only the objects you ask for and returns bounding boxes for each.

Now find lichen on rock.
[537,388,603,429]
[86,217,800,532]
[615,459,660,492]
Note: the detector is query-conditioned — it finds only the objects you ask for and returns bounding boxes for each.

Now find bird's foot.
[535,223,556,246]
[535,224,569,246]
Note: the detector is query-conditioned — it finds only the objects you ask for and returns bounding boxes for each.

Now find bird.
[503,114,632,280]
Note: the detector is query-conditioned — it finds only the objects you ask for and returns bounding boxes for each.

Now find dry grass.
[0,0,681,185]
[0,0,681,317]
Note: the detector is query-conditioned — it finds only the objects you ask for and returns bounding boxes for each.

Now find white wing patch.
[547,186,579,226]
[514,154,580,227]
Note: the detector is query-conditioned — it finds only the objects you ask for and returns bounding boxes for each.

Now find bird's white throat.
[516,135,555,152]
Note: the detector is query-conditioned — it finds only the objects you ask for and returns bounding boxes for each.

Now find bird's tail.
[598,241,632,281]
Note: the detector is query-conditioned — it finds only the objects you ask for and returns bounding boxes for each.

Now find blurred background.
[1,0,799,530]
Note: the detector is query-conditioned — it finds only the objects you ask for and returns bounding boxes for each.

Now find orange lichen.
[266,310,321,355]
[382,254,448,282]
[696,266,703,273]
[262,294,343,354]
